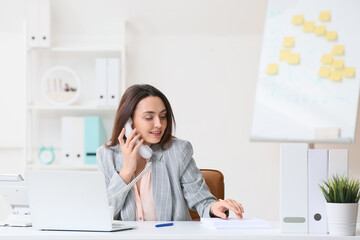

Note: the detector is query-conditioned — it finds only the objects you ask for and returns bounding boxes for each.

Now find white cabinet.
[25,34,126,171]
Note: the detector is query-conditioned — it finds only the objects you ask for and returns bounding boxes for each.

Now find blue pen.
[155,222,174,227]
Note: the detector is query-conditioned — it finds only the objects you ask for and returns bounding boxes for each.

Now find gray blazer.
[97,138,216,221]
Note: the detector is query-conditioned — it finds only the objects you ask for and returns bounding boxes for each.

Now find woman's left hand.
[210,199,244,219]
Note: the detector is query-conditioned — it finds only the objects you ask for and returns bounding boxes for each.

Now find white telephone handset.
[124,118,153,159]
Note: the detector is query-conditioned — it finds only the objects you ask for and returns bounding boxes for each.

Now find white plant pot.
[326,202,358,236]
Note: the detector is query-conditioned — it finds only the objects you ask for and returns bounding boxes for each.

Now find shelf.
[24,18,126,171]
[27,45,124,53]
[27,104,117,111]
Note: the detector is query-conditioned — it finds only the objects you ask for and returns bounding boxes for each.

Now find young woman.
[97,84,244,221]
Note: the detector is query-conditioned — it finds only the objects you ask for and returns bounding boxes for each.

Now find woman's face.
[132,96,167,146]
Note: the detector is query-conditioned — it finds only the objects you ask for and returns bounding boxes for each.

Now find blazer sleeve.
[178,141,217,218]
[96,146,133,217]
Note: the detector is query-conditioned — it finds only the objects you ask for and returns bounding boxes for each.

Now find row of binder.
[61,116,107,165]
[96,58,121,106]
[280,143,348,234]
[27,0,51,47]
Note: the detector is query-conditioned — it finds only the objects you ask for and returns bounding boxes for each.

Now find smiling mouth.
[150,131,161,136]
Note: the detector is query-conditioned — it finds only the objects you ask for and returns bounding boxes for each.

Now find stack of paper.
[0,174,23,182]
[201,218,271,229]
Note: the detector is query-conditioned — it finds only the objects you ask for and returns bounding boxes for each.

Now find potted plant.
[319,175,360,236]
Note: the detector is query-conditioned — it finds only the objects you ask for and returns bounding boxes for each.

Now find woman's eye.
[160,116,166,119]
[145,117,153,120]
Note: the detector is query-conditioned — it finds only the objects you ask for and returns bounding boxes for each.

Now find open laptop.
[26,170,135,232]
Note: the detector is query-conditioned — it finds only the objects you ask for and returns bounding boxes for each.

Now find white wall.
[1,0,360,222]
[0,0,27,220]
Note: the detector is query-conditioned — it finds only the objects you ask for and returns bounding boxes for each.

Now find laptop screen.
[26,171,114,231]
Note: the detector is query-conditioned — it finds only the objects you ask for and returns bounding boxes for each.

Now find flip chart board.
[251,0,360,143]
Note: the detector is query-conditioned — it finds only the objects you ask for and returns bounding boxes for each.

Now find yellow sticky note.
[303,21,315,32]
[288,53,300,64]
[344,67,355,78]
[279,49,291,61]
[282,37,295,48]
[332,45,345,55]
[292,15,304,25]
[332,59,344,69]
[320,54,333,65]
[318,11,331,22]
[313,25,326,36]
[318,66,331,78]
[325,31,338,41]
[266,63,278,75]
[329,71,342,82]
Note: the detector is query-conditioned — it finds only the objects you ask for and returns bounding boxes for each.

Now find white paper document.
[201,218,271,229]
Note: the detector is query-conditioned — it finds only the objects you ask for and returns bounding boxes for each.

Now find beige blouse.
[132,161,157,221]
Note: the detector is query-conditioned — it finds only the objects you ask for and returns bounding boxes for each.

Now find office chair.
[189,169,225,221]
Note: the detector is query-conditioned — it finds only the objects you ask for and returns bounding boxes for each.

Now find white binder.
[308,149,328,234]
[280,143,308,233]
[27,0,50,47]
[95,58,108,106]
[61,117,84,165]
[27,0,39,47]
[107,58,120,106]
[38,0,51,47]
[328,149,348,178]
[61,117,73,165]
[72,117,84,165]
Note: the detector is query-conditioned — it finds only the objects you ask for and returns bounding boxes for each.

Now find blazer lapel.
[113,149,136,221]
[121,190,136,220]
[151,146,173,221]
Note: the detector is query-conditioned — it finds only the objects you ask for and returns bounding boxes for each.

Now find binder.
[72,117,84,165]
[95,58,108,106]
[61,117,84,165]
[328,149,348,178]
[27,0,51,47]
[61,117,74,165]
[308,149,328,234]
[27,0,39,47]
[280,143,308,233]
[84,117,107,165]
[37,0,51,47]
[107,58,120,106]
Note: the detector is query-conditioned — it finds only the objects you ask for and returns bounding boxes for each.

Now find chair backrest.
[189,169,224,221]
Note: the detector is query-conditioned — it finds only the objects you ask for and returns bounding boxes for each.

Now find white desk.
[0,221,359,240]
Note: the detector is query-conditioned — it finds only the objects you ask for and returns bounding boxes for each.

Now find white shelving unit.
[24,25,126,171]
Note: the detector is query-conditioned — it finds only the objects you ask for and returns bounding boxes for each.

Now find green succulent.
[319,175,360,203]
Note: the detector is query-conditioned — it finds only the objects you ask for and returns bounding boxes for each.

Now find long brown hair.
[106,84,175,149]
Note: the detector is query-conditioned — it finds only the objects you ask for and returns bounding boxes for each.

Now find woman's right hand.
[118,127,143,184]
